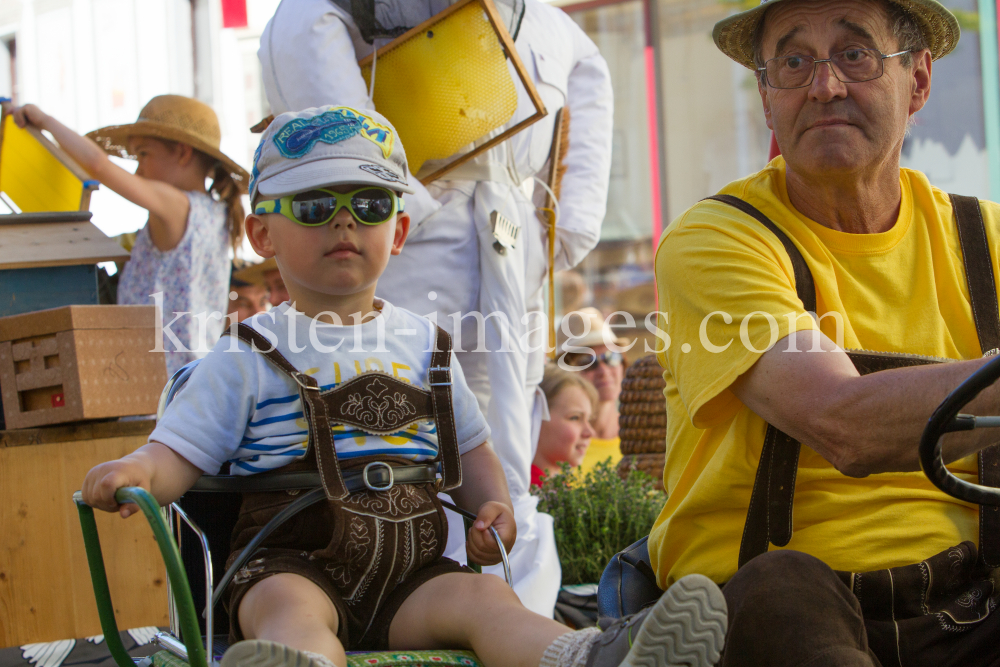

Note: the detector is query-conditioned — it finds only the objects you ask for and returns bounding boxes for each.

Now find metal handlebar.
[919,354,1000,505]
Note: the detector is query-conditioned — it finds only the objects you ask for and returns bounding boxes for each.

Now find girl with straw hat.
[12,96,249,376]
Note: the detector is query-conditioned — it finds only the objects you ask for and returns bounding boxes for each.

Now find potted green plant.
[533,459,666,627]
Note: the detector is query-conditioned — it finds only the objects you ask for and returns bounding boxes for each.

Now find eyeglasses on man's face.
[758,48,911,90]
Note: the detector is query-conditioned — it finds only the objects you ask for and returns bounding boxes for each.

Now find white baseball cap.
[249,105,416,204]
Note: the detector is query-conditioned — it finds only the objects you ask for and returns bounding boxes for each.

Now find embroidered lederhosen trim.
[703,194,1000,569]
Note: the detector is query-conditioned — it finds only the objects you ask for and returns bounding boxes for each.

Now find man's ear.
[245,214,276,258]
[390,212,410,256]
[909,49,932,117]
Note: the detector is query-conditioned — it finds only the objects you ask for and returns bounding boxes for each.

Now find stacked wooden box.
[0,305,167,429]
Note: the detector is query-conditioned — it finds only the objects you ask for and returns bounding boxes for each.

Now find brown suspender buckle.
[362,461,395,491]
[428,366,452,386]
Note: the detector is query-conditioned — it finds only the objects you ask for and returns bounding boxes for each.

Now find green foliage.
[534,460,667,586]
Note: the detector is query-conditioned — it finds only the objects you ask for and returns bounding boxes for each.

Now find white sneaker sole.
[220,640,319,667]
[619,574,728,667]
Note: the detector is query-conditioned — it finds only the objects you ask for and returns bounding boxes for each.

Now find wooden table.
[0,419,168,648]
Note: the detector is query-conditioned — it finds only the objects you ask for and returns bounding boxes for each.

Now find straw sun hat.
[232,257,279,287]
[86,94,250,191]
[714,0,961,70]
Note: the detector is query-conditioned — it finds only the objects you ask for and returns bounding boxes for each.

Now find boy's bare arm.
[82,442,205,518]
[450,442,516,566]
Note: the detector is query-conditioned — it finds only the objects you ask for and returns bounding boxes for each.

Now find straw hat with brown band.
[713,0,960,70]
[86,94,250,191]
[232,257,280,287]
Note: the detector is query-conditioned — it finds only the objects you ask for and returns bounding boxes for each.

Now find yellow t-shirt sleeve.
[655,201,820,429]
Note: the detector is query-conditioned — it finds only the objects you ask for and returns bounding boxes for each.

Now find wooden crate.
[0,419,168,648]
[0,305,167,429]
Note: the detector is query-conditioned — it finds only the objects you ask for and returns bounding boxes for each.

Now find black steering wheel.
[919,354,1000,505]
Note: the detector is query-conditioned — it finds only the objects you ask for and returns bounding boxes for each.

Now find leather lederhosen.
[223,322,466,647]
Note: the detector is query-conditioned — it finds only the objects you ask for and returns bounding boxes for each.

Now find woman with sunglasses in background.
[556,307,627,443]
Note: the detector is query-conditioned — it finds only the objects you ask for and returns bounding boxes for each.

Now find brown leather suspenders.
[227,322,463,500]
[705,193,1000,568]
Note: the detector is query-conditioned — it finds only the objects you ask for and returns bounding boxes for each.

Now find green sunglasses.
[254,186,404,226]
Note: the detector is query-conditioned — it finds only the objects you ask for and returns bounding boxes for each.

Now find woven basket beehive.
[617,355,667,489]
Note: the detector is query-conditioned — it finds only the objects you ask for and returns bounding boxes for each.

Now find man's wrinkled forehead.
[762,0,890,55]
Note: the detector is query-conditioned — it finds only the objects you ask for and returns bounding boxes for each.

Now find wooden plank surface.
[0,433,168,648]
[0,221,129,270]
[0,418,156,449]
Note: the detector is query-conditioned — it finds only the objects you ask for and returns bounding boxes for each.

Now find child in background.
[532,365,598,486]
[81,105,727,667]
[12,95,248,376]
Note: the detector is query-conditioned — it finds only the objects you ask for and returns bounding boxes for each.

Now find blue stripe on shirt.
[248,411,304,427]
[254,382,341,410]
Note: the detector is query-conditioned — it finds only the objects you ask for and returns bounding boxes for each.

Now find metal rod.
[165,505,179,639]
[155,631,189,661]
[170,502,214,664]
[970,415,1000,428]
[439,500,513,588]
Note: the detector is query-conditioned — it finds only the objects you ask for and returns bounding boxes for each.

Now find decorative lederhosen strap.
[705,193,1000,569]
[228,323,462,500]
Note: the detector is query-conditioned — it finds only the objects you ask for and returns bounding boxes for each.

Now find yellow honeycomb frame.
[358,0,547,182]
[0,101,99,213]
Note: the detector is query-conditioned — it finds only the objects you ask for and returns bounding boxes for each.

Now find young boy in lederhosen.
[82,106,728,667]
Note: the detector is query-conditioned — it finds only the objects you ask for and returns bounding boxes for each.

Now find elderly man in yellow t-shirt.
[650,0,1000,664]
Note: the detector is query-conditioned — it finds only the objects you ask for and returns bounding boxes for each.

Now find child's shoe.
[585,574,727,667]
[220,639,338,667]
[540,574,728,667]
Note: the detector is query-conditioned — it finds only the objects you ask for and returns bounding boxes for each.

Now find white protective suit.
[259,0,613,615]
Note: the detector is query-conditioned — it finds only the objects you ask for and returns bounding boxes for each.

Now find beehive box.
[0,305,167,429]
[617,354,667,490]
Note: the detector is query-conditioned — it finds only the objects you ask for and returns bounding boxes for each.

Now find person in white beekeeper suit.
[258,0,613,616]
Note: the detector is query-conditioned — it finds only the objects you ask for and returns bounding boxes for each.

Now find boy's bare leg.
[238,573,348,667]
[388,572,571,667]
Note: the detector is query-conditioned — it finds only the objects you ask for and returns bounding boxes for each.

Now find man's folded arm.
[730,329,1000,477]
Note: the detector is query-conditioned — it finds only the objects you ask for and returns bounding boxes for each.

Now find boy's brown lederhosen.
[708,194,1000,657]
[221,324,473,650]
